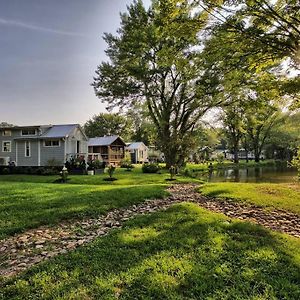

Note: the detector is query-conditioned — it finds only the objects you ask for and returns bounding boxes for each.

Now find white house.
[126,142,149,164]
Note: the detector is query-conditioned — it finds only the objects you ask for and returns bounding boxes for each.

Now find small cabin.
[126,142,149,164]
[88,135,126,166]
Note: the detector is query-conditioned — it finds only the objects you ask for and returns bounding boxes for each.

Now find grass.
[0,166,199,185]
[0,182,167,240]
[1,203,300,299]
[185,159,279,173]
[200,182,300,214]
[0,166,201,239]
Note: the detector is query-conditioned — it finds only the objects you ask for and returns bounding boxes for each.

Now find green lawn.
[1,203,300,299]
[200,182,300,214]
[0,166,198,185]
[0,182,167,240]
[185,159,277,173]
[0,166,202,240]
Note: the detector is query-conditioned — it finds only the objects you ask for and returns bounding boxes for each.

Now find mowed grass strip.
[0,182,167,240]
[1,203,300,299]
[200,182,300,214]
[0,166,199,186]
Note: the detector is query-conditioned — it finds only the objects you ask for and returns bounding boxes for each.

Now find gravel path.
[1,184,300,278]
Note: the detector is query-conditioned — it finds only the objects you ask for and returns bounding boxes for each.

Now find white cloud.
[0,17,86,37]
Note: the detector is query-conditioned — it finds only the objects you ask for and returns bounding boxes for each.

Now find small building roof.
[41,124,79,138]
[127,142,148,150]
[88,135,126,146]
[0,125,42,130]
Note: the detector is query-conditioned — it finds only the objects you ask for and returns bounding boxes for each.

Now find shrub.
[142,163,160,173]
[2,168,10,175]
[216,153,225,164]
[291,148,300,181]
[87,159,105,170]
[43,168,59,176]
[24,167,33,175]
[107,165,116,178]
[65,156,86,170]
[103,165,117,181]
[120,159,134,170]
[46,158,62,167]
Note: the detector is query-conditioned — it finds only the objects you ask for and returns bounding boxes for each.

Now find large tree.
[84,113,133,140]
[221,103,245,164]
[243,101,283,162]
[92,0,220,167]
[264,111,300,160]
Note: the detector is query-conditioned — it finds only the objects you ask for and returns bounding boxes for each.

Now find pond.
[199,165,298,183]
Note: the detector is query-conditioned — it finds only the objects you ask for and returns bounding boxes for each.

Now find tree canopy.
[92,0,299,166]
[83,113,133,140]
[93,0,220,167]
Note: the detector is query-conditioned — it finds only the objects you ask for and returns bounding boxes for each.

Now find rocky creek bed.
[1,184,300,278]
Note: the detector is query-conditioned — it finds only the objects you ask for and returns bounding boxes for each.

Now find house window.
[2,130,11,136]
[2,141,11,152]
[21,129,36,136]
[25,141,31,157]
[44,140,60,147]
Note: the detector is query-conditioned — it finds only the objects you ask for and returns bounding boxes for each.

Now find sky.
[0,0,151,126]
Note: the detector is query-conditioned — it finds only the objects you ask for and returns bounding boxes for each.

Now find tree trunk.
[164,145,178,169]
[254,149,260,162]
[233,142,239,164]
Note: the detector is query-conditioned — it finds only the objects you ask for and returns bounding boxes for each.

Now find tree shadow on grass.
[1,203,300,299]
[0,184,166,239]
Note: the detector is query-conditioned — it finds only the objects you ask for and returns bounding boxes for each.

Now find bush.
[142,163,160,173]
[120,159,134,170]
[290,148,300,181]
[65,157,86,170]
[216,153,225,164]
[43,168,59,176]
[2,168,10,175]
[46,158,62,167]
[0,166,61,175]
[87,159,105,170]
[107,165,116,178]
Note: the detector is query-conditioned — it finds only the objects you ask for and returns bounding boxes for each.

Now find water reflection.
[200,165,297,183]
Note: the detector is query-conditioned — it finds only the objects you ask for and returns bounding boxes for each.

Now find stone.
[35,239,46,245]
[18,263,27,268]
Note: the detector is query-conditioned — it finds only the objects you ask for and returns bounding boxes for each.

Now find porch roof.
[88,135,126,147]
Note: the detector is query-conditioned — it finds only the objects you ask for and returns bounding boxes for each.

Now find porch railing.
[88,153,124,161]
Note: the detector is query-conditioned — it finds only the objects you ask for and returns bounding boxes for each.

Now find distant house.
[0,124,88,166]
[88,135,126,166]
[211,148,265,161]
[126,142,149,164]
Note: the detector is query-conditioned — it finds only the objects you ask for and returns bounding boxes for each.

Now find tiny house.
[126,142,149,164]
[88,135,126,166]
[0,124,88,166]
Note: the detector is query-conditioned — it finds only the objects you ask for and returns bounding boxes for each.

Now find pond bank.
[185,160,297,183]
